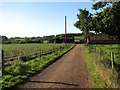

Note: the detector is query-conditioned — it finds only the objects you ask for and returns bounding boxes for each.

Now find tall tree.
[92,2,111,10]
[74,1,120,40]
[92,1,120,39]
[74,9,92,40]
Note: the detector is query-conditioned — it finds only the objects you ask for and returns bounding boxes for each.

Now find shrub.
[4,62,30,75]
[13,63,30,75]
[2,75,13,82]
[10,58,14,61]
[18,56,27,62]
[4,67,12,75]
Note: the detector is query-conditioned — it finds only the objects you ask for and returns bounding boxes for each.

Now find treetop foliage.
[74,1,120,40]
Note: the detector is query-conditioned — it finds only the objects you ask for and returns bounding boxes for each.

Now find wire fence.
[85,44,120,71]
[2,43,72,67]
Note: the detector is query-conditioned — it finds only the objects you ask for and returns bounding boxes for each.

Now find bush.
[13,63,30,75]
[18,56,27,62]
[2,75,13,82]
[4,61,30,75]
[10,58,14,61]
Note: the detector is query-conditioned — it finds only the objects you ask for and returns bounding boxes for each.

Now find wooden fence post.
[1,50,4,76]
[59,46,61,50]
[111,52,114,70]
[42,50,43,55]
[39,49,41,58]
[44,51,46,54]
[53,46,54,52]
[94,46,96,52]
[39,49,40,58]
[100,48,102,56]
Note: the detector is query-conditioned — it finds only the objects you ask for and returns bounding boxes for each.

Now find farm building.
[74,36,85,44]
[87,34,120,44]
[49,37,74,43]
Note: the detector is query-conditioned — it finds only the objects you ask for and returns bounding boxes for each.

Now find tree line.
[1,33,83,44]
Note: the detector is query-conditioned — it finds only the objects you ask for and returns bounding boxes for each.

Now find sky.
[0,1,96,38]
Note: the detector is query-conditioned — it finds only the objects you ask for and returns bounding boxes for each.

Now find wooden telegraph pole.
[65,16,67,48]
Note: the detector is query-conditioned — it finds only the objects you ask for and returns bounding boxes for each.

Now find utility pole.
[65,16,67,48]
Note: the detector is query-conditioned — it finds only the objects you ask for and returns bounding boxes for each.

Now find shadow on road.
[28,80,79,87]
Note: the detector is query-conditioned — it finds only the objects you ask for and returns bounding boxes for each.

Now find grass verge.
[2,44,76,89]
[81,44,108,88]
[81,44,119,88]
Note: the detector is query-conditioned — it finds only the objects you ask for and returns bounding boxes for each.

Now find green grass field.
[3,43,65,59]
[91,44,120,64]
[92,44,118,52]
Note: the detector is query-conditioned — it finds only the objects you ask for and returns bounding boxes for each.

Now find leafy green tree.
[1,36,8,41]
[92,1,120,39]
[92,2,110,10]
[74,9,92,40]
[89,12,105,34]
[24,37,29,43]
[74,1,120,40]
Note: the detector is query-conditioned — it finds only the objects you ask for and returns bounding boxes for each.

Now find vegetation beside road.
[81,44,119,88]
[82,44,105,88]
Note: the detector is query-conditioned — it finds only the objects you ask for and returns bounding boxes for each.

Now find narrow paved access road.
[17,44,93,88]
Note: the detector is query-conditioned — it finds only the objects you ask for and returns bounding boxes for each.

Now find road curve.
[16,44,93,88]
